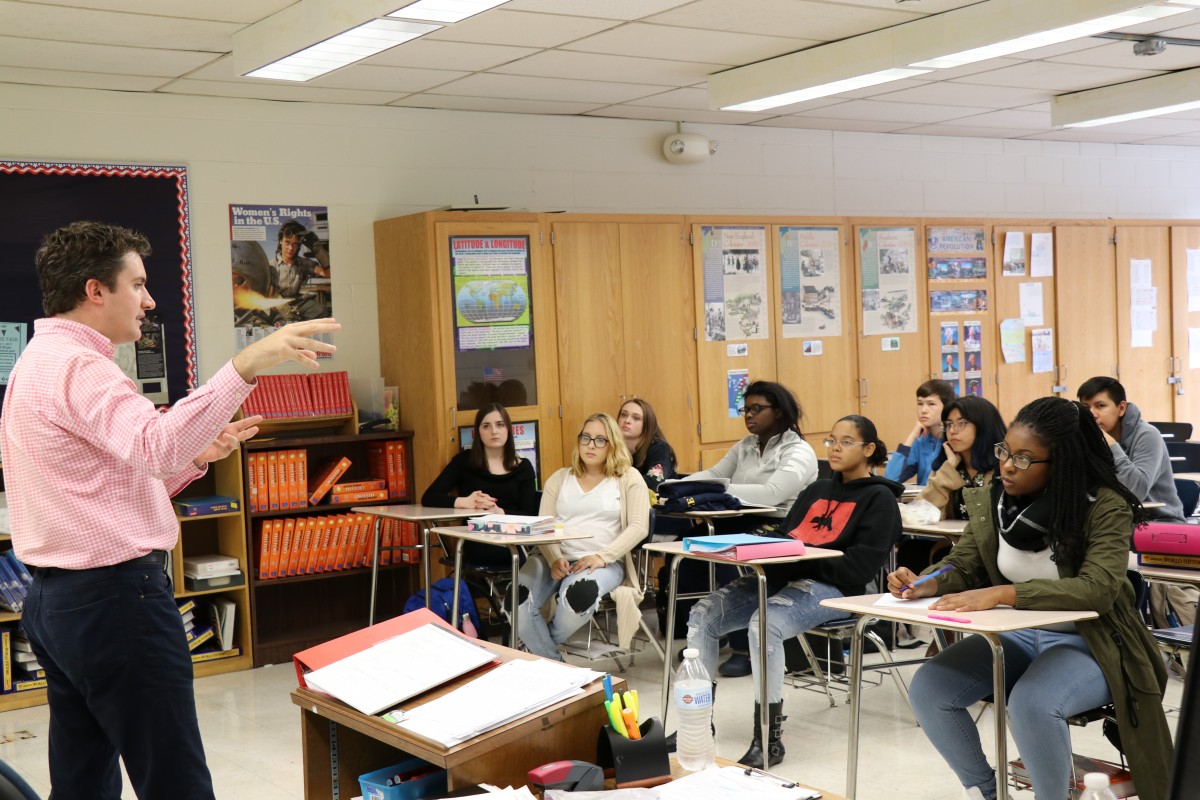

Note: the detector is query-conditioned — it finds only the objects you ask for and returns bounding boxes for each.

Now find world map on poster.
[456,280,529,324]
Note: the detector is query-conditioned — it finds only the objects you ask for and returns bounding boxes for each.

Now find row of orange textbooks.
[256,514,420,580]
[247,440,408,512]
[242,371,353,419]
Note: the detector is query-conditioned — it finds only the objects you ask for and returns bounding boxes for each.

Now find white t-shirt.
[556,474,622,561]
[997,537,1076,633]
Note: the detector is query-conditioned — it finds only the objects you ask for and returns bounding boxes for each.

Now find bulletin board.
[0,161,197,407]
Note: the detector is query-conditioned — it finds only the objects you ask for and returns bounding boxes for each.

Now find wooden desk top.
[821,593,1098,633]
[429,525,592,546]
[643,539,842,566]
[291,638,616,770]
[901,518,968,538]
[1173,472,1200,483]
[352,504,486,521]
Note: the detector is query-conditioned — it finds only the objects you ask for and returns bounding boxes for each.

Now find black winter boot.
[737,701,786,769]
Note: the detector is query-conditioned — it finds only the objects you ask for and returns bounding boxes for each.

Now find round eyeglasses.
[993,442,1052,471]
[578,433,609,448]
[822,438,865,450]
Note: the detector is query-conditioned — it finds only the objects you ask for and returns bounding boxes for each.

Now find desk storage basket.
[358,758,448,800]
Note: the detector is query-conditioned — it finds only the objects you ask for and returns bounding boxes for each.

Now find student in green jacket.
[888,396,1172,800]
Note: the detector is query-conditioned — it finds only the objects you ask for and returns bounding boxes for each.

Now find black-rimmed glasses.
[578,434,609,448]
[994,442,1052,470]
[738,404,775,416]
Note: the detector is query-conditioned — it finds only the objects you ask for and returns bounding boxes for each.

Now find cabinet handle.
[862,378,869,401]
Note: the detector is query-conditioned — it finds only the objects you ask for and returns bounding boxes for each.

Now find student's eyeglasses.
[945,419,973,432]
[822,438,865,450]
[578,434,609,448]
[993,442,1052,471]
[738,404,775,416]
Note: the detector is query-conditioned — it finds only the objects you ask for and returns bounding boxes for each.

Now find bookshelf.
[241,429,416,667]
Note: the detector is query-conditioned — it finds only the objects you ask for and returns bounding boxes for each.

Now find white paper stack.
[395,659,602,746]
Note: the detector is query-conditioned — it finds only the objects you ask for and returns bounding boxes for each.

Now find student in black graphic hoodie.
[685,415,903,769]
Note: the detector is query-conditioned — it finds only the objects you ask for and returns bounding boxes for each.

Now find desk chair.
[0,760,39,800]
[1174,478,1200,519]
[1166,441,1200,473]
[1151,421,1193,441]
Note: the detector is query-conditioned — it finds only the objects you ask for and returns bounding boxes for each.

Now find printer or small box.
[184,572,246,592]
[183,554,240,577]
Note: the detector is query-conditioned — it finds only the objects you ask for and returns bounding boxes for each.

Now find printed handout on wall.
[1129,258,1157,349]
[926,226,986,255]
[1002,232,1026,276]
[702,226,768,341]
[727,369,750,418]
[930,290,988,313]
[963,321,981,352]
[928,257,987,281]
[1000,318,1026,363]
[230,204,333,354]
[1031,328,1054,374]
[0,322,26,385]
[860,227,916,335]
[779,226,841,338]
[450,236,533,352]
[1030,232,1054,277]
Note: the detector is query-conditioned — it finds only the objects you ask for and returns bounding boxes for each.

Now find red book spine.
[380,519,393,567]
[296,450,308,508]
[328,488,389,504]
[279,518,295,576]
[354,513,371,568]
[297,518,317,574]
[258,520,271,580]
[246,453,260,512]
[267,451,280,511]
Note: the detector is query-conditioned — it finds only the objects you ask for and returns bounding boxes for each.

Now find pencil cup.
[596,717,671,789]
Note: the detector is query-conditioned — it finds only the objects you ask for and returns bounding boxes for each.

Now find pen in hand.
[898,563,953,594]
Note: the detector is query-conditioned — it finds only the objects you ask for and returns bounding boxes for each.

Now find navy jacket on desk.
[763,474,904,596]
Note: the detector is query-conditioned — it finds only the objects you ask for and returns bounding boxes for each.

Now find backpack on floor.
[403,577,483,637]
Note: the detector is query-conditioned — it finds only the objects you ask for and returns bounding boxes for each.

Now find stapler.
[527,760,605,792]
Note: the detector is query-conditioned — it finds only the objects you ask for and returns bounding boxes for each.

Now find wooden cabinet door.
[619,222,700,473]
[852,222,927,448]
[1115,226,1173,420]
[550,221,627,463]
[1170,226,1200,425]
[993,225,1056,421]
[1054,225,1117,398]
[774,223,858,439]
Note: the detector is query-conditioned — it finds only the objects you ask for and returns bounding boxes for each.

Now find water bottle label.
[674,685,713,708]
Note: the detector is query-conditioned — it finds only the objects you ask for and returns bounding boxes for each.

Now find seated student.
[919,395,1007,520]
[890,397,1173,800]
[684,380,818,675]
[421,403,538,565]
[618,398,677,492]
[885,379,955,485]
[1078,376,1196,629]
[514,413,649,660]
[686,415,902,769]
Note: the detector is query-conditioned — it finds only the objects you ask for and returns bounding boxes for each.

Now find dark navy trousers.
[22,561,215,800]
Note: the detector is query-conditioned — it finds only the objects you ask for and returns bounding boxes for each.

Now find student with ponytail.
[685,415,903,769]
[889,397,1172,800]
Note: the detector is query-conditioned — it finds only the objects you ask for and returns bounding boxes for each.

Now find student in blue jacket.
[884,379,954,485]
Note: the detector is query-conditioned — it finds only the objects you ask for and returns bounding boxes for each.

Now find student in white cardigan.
[514,412,650,659]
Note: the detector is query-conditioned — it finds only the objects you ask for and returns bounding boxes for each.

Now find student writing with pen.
[885,397,1172,800]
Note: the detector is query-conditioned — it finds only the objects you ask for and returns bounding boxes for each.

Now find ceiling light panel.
[1052,65,1200,126]
[388,0,509,24]
[246,18,439,80]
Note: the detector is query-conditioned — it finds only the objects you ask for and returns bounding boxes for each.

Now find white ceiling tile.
[504,0,693,19]
[488,50,722,87]
[367,40,538,71]
[1048,40,1200,72]
[19,0,294,23]
[1023,129,1147,143]
[1074,117,1200,137]
[0,35,219,77]
[623,87,710,110]
[426,73,665,104]
[1115,9,1200,36]
[909,59,1024,82]
[900,124,1044,139]
[560,23,817,66]
[0,2,240,51]
[427,10,619,48]
[803,0,976,12]
[870,81,1053,109]
[943,109,1052,130]
[1133,136,1200,146]
[586,105,774,125]
[643,0,920,41]
[753,116,914,133]
[790,99,992,125]
[0,65,167,91]
[389,94,606,115]
[157,79,405,105]
[838,78,933,100]
[1156,20,1200,39]
[308,65,470,93]
[954,61,1164,92]
[1008,39,1108,61]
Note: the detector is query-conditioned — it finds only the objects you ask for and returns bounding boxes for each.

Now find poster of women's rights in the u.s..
[860,227,916,335]
[779,226,841,338]
[701,225,768,341]
[230,204,332,354]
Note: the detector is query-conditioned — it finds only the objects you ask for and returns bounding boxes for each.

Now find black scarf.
[993,481,1053,553]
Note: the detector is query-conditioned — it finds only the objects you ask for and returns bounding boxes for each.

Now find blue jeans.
[515,555,624,659]
[909,629,1111,800]
[22,561,215,800]
[686,575,844,702]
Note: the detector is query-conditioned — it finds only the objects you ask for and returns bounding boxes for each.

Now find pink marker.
[929,613,971,624]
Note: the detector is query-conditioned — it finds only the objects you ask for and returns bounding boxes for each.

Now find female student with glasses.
[686,415,902,769]
[919,395,1007,521]
[889,397,1173,800]
[513,412,650,659]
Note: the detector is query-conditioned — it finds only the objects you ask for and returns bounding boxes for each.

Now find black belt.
[31,550,169,577]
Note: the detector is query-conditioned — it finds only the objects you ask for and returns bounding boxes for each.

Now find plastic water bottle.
[1078,773,1119,800]
[674,647,715,771]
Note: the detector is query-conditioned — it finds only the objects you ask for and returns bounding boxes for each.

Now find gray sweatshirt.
[1114,402,1186,523]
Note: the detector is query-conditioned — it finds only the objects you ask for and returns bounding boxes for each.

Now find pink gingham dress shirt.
[0,318,255,569]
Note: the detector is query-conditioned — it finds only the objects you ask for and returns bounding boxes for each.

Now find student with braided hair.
[889,396,1172,800]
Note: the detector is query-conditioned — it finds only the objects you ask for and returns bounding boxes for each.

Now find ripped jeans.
[515,554,625,660]
[686,576,844,702]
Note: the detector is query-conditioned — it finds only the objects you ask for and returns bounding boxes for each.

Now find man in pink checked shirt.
[0,221,340,800]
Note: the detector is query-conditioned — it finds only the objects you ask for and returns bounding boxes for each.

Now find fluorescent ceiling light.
[1053,66,1200,127]
[388,0,509,24]
[711,1,1192,112]
[724,68,931,112]
[245,18,439,81]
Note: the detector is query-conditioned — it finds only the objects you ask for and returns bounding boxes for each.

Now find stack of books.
[466,515,557,535]
[9,630,44,692]
[178,598,242,664]
[0,551,32,613]
[682,533,807,561]
[241,371,353,419]
[246,440,407,511]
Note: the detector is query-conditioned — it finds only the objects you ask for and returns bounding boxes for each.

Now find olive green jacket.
[926,486,1172,800]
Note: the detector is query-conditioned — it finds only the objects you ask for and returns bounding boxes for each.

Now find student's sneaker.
[964,787,990,800]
